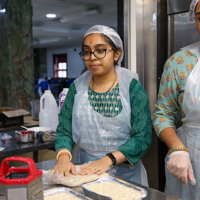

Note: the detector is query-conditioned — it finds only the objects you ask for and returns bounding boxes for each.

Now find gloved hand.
[167,151,196,185]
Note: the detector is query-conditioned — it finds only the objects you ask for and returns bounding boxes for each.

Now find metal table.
[36,159,181,200]
[0,128,55,162]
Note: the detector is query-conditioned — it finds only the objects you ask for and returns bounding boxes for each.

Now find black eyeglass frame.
[79,48,113,61]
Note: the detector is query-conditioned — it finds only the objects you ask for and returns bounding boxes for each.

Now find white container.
[59,88,69,113]
[39,90,59,132]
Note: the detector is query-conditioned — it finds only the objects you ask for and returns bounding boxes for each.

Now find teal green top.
[55,78,152,166]
[152,49,198,136]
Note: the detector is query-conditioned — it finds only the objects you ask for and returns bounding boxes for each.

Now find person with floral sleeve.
[153,0,200,199]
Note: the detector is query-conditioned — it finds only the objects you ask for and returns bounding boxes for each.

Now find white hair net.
[84,25,124,66]
[188,0,199,23]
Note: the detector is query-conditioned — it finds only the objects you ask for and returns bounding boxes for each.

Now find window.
[53,54,67,78]
[58,62,67,78]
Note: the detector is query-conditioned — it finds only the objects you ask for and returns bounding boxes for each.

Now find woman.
[153,0,200,199]
[52,25,152,186]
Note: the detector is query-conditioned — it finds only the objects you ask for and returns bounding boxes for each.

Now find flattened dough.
[43,164,108,187]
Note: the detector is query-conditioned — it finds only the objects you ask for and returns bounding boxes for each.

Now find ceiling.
[32,0,117,49]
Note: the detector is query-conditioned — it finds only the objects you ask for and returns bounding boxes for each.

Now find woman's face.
[83,33,121,77]
[195,2,200,34]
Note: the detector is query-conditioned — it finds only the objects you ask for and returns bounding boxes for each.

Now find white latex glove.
[167,151,196,185]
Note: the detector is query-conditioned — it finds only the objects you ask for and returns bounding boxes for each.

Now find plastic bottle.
[39,90,59,132]
[59,88,69,113]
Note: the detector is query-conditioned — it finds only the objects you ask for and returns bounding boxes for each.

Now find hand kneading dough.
[45,164,108,187]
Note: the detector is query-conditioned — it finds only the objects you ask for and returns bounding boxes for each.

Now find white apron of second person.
[72,66,148,186]
[165,45,200,200]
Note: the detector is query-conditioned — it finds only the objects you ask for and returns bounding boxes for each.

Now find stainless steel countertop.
[36,159,181,200]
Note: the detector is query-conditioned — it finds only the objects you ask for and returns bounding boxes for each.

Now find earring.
[114,60,117,65]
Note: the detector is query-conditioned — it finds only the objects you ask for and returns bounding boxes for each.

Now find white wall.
[46,46,85,78]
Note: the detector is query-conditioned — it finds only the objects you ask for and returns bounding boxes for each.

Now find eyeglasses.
[79,48,113,61]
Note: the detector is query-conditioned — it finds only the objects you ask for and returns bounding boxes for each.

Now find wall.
[0,5,9,107]
[0,0,34,110]
[128,0,162,191]
[46,46,84,79]
[34,48,47,80]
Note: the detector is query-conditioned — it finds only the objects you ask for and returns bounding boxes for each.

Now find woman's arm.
[118,79,152,166]
[55,82,76,153]
[152,50,196,138]
[152,52,187,149]
[52,83,77,176]
[78,150,126,175]
[152,50,197,185]
[159,127,185,149]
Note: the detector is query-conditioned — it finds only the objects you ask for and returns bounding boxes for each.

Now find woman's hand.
[167,151,196,185]
[50,155,77,177]
[79,156,113,175]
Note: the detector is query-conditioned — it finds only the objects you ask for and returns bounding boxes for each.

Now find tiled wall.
[0,0,34,111]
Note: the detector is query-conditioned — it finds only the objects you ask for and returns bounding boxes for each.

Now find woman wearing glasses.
[52,25,152,185]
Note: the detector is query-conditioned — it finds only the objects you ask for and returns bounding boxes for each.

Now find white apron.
[165,50,200,199]
[72,66,148,186]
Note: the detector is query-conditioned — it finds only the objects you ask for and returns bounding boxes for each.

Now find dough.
[44,192,80,200]
[84,181,143,200]
[43,164,108,187]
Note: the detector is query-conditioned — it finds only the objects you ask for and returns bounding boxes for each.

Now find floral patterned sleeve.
[152,49,198,136]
